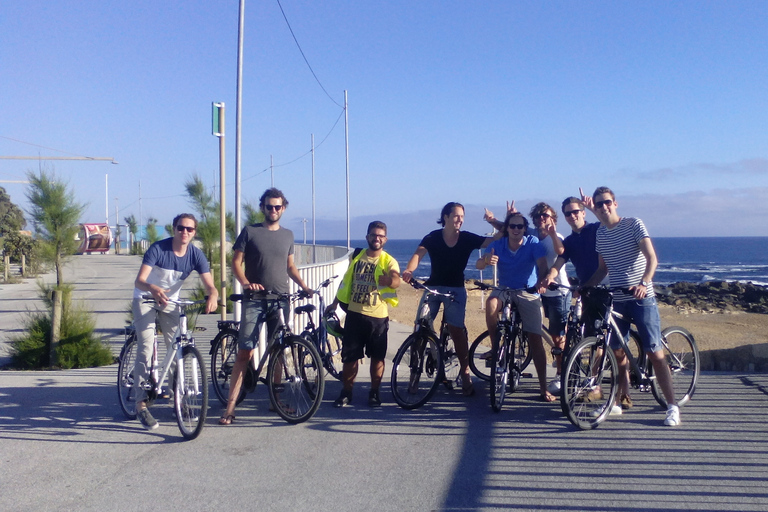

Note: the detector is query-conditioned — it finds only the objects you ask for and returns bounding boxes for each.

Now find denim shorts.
[425,286,468,328]
[238,298,288,351]
[609,296,663,353]
[542,292,571,337]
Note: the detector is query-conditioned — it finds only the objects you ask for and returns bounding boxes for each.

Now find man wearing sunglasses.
[132,213,219,430]
[583,186,680,426]
[219,188,313,425]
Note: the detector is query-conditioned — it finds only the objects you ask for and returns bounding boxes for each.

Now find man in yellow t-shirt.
[326,221,400,407]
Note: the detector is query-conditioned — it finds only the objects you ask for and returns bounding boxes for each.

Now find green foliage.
[2,231,41,275]
[26,169,86,286]
[164,223,174,237]
[0,186,26,236]
[243,201,264,226]
[124,214,141,254]
[145,217,161,244]
[9,283,113,369]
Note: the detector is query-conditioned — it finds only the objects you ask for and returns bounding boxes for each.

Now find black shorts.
[341,311,389,362]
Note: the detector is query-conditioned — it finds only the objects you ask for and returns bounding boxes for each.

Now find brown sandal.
[218,414,235,425]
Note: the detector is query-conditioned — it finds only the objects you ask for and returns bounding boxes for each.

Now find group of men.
[130,185,680,430]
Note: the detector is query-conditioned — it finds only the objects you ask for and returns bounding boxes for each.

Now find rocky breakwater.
[656,281,768,372]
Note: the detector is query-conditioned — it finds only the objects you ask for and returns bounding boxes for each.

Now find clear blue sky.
[2,1,766,239]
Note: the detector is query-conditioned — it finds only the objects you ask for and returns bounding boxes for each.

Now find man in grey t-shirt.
[219,188,312,425]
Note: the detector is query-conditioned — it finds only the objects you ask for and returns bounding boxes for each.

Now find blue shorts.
[238,298,288,351]
[542,293,571,337]
[425,286,467,328]
[609,297,663,353]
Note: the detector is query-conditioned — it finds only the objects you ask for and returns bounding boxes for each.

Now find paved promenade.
[1,255,768,511]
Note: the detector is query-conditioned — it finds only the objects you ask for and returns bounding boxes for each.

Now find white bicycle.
[117,296,209,440]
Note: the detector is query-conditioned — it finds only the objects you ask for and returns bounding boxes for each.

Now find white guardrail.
[287,244,353,333]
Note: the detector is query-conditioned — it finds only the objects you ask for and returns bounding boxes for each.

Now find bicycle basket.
[581,287,613,328]
[322,312,345,338]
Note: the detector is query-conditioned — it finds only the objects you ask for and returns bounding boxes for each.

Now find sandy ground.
[388,281,768,356]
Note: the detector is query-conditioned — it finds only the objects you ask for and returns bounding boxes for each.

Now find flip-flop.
[218,414,235,425]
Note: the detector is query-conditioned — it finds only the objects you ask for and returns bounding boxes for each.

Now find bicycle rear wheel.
[117,336,138,419]
[210,328,240,405]
[562,336,618,430]
[650,326,699,407]
[468,330,492,382]
[174,345,208,440]
[304,330,343,381]
[441,329,461,390]
[267,335,324,424]
[391,333,442,410]
[490,327,510,412]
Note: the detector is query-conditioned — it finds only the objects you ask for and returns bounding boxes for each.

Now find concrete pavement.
[2,255,768,511]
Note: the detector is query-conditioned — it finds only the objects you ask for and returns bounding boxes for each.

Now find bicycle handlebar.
[141,295,209,306]
[407,278,456,300]
[472,281,537,294]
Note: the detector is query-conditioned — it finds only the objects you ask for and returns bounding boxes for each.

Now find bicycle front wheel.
[650,326,699,407]
[210,328,239,406]
[468,330,492,382]
[490,327,510,412]
[562,336,618,430]
[267,335,325,424]
[174,345,208,440]
[117,336,138,419]
[391,333,442,410]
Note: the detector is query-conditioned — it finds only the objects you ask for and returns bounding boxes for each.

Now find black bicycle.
[390,279,461,410]
[209,289,325,424]
[472,281,538,412]
[561,286,699,429]
[295,276,343,381]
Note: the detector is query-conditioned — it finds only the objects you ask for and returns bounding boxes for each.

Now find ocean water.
[319,237,768,286]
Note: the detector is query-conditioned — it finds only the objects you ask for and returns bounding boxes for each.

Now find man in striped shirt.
[584,186,680,426]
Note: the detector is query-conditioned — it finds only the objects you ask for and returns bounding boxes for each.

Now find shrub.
[9,283,114,369]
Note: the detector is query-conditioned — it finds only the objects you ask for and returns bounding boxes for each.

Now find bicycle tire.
[468,330,493,382]
[509,328,526,393]
[560,326,583,416]
[490,326,510,412]
[267,335,324,424]
[117,335,138,420]
[562,336,618,430]
[210,328,241,406]
[303,330,343,381]
[391,332,442,410]
[441,329,461,390]
[650,326,699,407]
[174,345,208,440]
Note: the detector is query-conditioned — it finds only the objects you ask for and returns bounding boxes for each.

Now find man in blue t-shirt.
[476,212,555,402]
[132,213,218,430]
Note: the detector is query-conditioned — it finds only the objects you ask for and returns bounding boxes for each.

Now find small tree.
[0,186,26,236]
[145,217,161,244]
[26,170,85,287]
[124,214,139,254]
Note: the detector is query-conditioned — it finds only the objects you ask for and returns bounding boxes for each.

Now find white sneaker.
[591,403,622,417]
[547,378,561,394]
[664,405,681,426]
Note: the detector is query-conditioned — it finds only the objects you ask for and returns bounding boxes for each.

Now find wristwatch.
[641,280,651,287]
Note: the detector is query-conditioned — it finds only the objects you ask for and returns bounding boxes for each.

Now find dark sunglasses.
[564,209,583,217]
[176,225,195,233]
[594,199,614,209]
[507,223,526,230]
[533,213,551,219]
[265,204,283,211]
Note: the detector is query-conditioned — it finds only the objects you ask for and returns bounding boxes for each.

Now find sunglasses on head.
[564,209,583,217]
[594,199,614,209]
[265,204,283,211]
[176,225,195,233]
[507,223,526,230]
